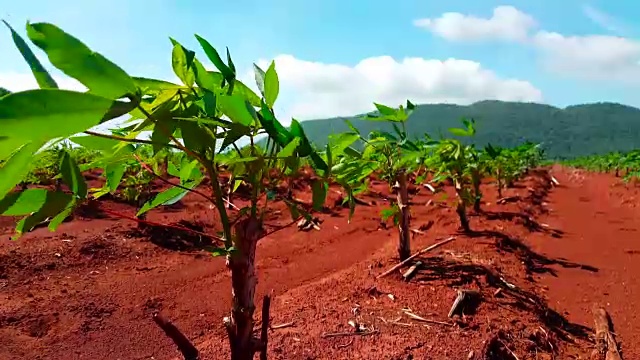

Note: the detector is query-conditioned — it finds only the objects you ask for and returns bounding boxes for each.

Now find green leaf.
[26,22,136,99]
[0,142,42,199]
[209,246,231,257]
[100,99,139,124]
[253,64,266,96]
[137,181,200,216]
[330,133,360,155]
[3,20,58,89]
[277,137,301,158]
[69,135,120,153]
[133,77,183,95]
[150,115,178,154]
[179,159,201,183]
[48,201,76,231]
[325,143,333,176]
[220,123,251,152]
[343,119,361,135]
[289,119,313,157]
[226,47,236,74]
[264,60,279,107]
[194,67,260,107]
[374,103,396,116]
[170,40,196,87]
[231,78,261,108]
[12,190,74,239]
[0,89,115,159]
[194,35,234,81]
[59,150,87,198]
[380,207,397,222]
[0,188,50,215]
[193,59,221,93]
[104,162,126,192]
[343,147,362,159]
[219,94,255,126]
[257,101,292,147]
[179,121,214,154]
[311,180,328,211]
[448,128,470,137]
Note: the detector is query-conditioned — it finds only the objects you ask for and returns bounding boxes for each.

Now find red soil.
[0,166,637,359]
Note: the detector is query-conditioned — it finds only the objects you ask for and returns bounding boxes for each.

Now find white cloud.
[413,6,537,42]
[251,54,542,122]
[2,55,543,126]
[533,31,640,83]
[415,5,640,84]
[582,4,629,35]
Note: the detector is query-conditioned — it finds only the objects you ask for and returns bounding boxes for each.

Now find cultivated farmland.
[1,21,639,360]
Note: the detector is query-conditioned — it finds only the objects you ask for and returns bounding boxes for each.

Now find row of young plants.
[326,112,544,261]
[560,150,640,182]
[0,20,544,360]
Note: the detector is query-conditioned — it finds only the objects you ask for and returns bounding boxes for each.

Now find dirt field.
[1,166,638,359]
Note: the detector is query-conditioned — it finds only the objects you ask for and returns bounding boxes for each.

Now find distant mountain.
[294,100,640,159]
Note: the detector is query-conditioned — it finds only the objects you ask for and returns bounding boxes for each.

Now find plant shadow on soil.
[405,176,599,357]
[468,229,599,276]
[411,252,593,345]
[126,220,219,252]
[482,210,564,237]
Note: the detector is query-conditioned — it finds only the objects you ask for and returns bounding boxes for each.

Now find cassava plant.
[431,119,478,232]
[0,20,338,360]
[331,101,422,261]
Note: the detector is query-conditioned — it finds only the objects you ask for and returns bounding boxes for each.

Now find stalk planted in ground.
[432,119,478,232]
[331,101,422,261]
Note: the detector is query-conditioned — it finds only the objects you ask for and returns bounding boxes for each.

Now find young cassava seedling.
[330,101,422,261]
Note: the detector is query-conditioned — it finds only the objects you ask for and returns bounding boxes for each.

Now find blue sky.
[2,0,640,123]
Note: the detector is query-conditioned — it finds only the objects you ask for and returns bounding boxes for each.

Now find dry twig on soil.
[271,322,295,330]
[377,236,457,279]
[403,310,455,327]
[321,330,379,338]
[297,217,321,231]
[152,313,199,360]
[402,261,423,281]
[448,289,481,318]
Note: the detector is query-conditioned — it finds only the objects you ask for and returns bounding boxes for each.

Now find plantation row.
[0,20,613,360]
[560,150,640,181]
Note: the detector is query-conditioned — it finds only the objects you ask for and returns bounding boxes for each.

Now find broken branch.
[377,236,456,279]
[259,294,271,360]
[152,313,199,360]
[321,330,379,338]
[403,311,454,327]
[402,261,423,281]
[270,321,294,330]
[448,289,481,318]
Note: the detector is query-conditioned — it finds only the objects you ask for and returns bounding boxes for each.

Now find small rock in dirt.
[467,350,474,359]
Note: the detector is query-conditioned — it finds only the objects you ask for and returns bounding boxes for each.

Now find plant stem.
[226,215,262,360]
[83,130,181,150]
[204,162,233,247]
[396,171,411,261]
[453,178,470,232]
